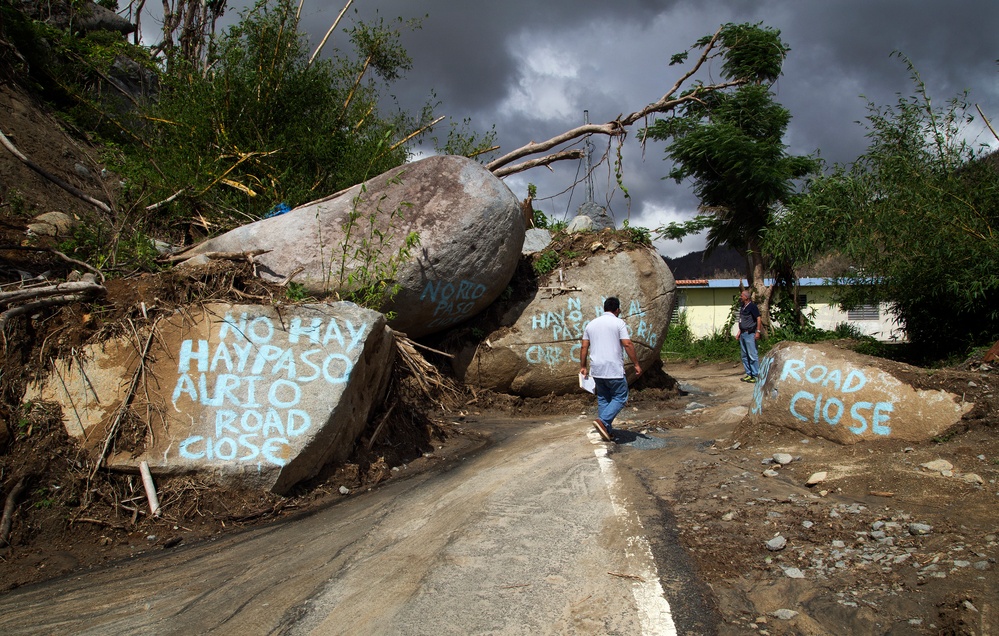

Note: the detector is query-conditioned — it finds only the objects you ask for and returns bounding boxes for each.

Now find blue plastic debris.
[264,202,291,218]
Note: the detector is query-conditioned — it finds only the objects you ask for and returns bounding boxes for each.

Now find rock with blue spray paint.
[749,341,973,444]
[25,303,394,494]
[176,155,524,337]
[454,246,675,397]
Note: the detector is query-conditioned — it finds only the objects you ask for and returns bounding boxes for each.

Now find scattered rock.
[27,211,77,238]
[566,215,593,233]
[766,536,787,551]
[921,459,954,473]
[806,471,827,486]
[522,228,552,254]
[575,201,615,230]
[773,452,793,465]
[26,303,394,495]
[771,609,799,619]
[456,245,675,396]
[909,523,933,536]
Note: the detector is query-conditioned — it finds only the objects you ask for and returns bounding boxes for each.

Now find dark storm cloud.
[230,0,999,255]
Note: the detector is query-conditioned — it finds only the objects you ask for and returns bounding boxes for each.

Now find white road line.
[592,439,678,636]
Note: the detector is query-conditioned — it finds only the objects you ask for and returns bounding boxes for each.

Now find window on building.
[796,293,807,307]
[671,292,687,324]
[848,304,879,320]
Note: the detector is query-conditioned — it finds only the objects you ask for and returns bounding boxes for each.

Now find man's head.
[740,290,751,304]
[604,297,621,313]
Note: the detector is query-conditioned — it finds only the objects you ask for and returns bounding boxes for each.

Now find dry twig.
[366,398,397,451]
[391,330,461,409]
[0,127,113,214]
[90,316,162,479]
[0,293,93,331]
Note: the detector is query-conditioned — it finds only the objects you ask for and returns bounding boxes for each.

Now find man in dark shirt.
[736,290,762,383]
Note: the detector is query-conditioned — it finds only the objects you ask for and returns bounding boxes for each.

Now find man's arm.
[754,306,762,340]
[621,338,642,376]
[579,339,589,376]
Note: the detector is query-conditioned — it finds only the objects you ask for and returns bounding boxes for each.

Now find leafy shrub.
[622,220,652,246]
[533,250,559,276]
[531,208,567,232]
[115,0,420,234]
[661,311,740,362]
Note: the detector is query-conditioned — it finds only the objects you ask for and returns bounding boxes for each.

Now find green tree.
[645,23,819,325]
[116,0,423,232]
[765,56,999,359]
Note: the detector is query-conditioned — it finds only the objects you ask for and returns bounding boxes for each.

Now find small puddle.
[615,429,672,450]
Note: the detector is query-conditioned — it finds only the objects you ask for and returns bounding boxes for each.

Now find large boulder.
[749,341,974,444]
[24,303,394,495]
[456,244,675,396]
[178,155,524,337]
[576,201,615,230]
[28,1,137,34]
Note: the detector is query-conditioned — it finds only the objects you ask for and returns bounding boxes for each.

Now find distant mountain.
[663,247,745,280]
[663,247,855,280]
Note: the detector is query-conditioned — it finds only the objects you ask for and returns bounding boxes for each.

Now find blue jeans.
[594,377,629,430]
[739,331,759,377]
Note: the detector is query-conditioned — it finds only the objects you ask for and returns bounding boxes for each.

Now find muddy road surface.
[0,411,708,635]
[2,360,997,635]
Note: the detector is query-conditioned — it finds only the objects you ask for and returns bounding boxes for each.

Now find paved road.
[0,418,682,635]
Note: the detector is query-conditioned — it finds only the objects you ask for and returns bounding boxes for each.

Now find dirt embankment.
[616,360,999,635]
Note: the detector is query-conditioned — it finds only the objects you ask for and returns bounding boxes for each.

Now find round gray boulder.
[455,245,675,396]
[178,155,525,337]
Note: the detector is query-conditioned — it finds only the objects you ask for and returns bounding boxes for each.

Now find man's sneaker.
[746,376,757,384]
[593,419,613,442]
[740,375,753,382]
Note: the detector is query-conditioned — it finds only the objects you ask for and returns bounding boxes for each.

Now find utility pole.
[583,110,594,203]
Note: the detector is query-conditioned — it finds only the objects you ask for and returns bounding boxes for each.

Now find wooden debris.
[91,316,161,479]
[139,461,161,518]
[391,330,461,409]
[0,127,113,214]
[366,399,397,451]
[0,476,29,547]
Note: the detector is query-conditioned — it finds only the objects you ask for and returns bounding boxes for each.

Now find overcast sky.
[191,0,999,257]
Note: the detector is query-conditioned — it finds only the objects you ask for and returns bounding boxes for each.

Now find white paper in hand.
[579,372,595,394]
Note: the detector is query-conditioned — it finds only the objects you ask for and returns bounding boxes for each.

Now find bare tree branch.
[492,149,586,178]
[486,26,744,174]
[0,127,113,214]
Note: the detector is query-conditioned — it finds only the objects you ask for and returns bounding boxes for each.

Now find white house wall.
[674,283,904,342]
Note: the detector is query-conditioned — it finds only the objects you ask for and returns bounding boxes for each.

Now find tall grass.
[661,312,888,363]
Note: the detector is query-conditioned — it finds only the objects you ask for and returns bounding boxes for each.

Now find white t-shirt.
[583,312,630,378]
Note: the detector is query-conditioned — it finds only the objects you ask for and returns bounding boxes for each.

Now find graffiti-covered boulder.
[455,245,675,397]
[25,303,393,495]
[177,155,524,337]
[748,342,974,444]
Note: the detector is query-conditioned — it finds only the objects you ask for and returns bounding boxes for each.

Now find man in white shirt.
[579,297,642,442]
